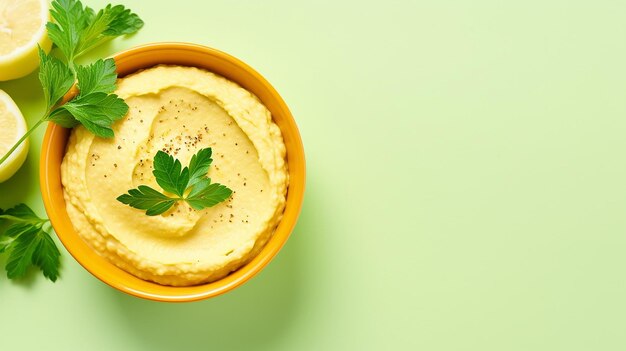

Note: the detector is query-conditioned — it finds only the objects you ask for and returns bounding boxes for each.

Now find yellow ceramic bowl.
[40,43,305,302]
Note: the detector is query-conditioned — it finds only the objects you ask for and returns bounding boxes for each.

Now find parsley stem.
[0,118,45,166]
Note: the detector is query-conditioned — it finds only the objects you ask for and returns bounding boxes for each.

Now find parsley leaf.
[186,179,233,210]
[46,0,89,62]
[47,0,143,63]
[76,4,144,57]
[153,151,190,197]
[6,226,43,279]
[188,148,213,187]
[6,223,40,238]
[117,186,177,216]
[0,204,61,282]
[38,47,74,110]
[2,203,41,222]
[103,5,144,36]
[0,235,13,254]
[55,92,128,138]
[32,232,62,281]
[46,109,79,128]
[76,58,118,96]
[118,148,233,216]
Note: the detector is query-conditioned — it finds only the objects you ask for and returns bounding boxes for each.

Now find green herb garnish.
[42,51,129,137]
[0,0,143,165]
[117,148,233,216]
[47,1,144,65]
[0,204,60,282]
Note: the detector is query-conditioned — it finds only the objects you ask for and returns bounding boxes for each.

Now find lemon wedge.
[0,89,29,182]
[0,0,52,81]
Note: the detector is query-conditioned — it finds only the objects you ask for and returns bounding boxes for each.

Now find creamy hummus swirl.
[61,65,288,286]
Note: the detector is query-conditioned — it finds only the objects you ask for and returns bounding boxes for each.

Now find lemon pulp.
[0,89,29,182]
[0,0,51,81]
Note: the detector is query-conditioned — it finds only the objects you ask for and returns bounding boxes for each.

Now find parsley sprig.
[0,0,143,166]
[47,1,143,66]
[0,204,60,282]
[117,148,233,216]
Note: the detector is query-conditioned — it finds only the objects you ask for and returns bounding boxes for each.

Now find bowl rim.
[39,42,305,302]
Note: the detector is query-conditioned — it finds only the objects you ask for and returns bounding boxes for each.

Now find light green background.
[2,0,626,349]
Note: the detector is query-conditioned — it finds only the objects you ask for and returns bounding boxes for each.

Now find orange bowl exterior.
[39,43,305,302]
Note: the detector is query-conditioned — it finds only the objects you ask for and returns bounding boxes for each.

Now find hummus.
[61,65,288,286]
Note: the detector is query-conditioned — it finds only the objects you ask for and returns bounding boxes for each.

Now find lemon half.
[0,0,52,81]
[0,89,29,182]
